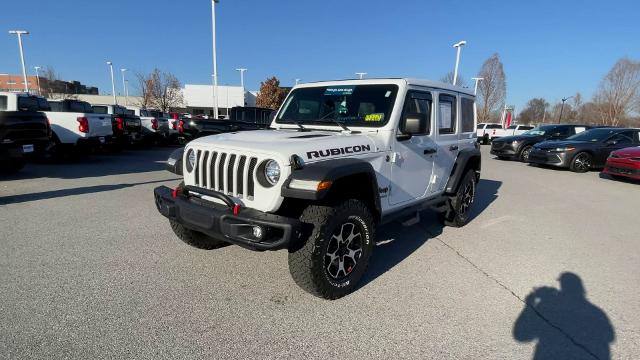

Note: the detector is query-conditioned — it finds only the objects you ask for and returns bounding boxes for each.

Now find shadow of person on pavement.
[513,272,615,360]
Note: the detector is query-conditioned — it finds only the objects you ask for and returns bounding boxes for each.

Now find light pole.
[471,77,483,95]
[355,72,367,79]
[107,61,117,105]
[120,68,128,105]
[295,78,301,85]
[211,0,220,119]
[558,96,574,123]
[452,40,467,86]
[124,80,129,103]
[34,66,42,95]
[8,30,30,92]
[235,68,247,88]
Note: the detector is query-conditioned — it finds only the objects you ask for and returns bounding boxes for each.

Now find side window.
[92,106,107,114]
[574,126,587,134]
[614,132,635,145]
[461,98,475,133]
[0,95,8,110]
[401,91,432,135]
[555,127,571,136]
[438,94,456,134]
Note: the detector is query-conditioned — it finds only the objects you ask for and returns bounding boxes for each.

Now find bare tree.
[476,54,507,122]
[593,58,640,126]
[518,98,549,124]
[135,69,183,111]
[440,71,466,88]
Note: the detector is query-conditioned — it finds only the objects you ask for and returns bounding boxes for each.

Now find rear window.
[92,106,108,114]
[461,98,475,133]
[18,96,50,111]
[0,95,8,110]
[486,124,502,129]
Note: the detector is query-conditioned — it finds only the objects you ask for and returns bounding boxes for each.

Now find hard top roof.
[296,78,475,96]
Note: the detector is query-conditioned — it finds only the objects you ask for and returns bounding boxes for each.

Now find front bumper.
[527,148,572,167]
[154,185,301,251]
[603,159,640,180]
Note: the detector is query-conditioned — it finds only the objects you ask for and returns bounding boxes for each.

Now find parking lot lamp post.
[452,40,466,86]
[34,66,42,95]
[107,61,117,105]
[235,68,247,88]
[120,68,128,105]
[471,77,483,95]
[558,96,574,123]
[355,72,367,79]
[124,80,129,104]
[8,30,30,92]
[211,0,220,119]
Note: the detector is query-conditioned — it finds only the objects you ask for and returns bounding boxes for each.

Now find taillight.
[178,120,184,134]
[115,117,124,131]
[151,118,158,130]
[171,120,177,130]
[77,117,89,133]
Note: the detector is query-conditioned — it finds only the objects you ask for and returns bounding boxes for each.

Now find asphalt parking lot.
[1,146,638,359]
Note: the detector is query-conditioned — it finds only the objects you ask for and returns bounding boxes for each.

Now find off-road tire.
[288,199,375,299]
[442,170,477,227]
[570,152,592,173]
[169,220,226,250]
[519,145,533,162]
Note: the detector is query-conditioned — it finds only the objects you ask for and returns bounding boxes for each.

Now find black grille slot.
[217,153,227,192]
[201,151,209,187]
[209,152,218,189]
[227,154,236,194]
[194,150,202,186]
[247,157,258,197]
[237,155,247,196]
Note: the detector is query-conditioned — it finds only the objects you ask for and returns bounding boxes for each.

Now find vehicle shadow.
[513,273,615,360]
[0,178,179,206]
[358,179,501,290]
[1,147,176,180]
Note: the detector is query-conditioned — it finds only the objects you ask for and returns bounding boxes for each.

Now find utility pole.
[9,30,30,92]
[558,96,573,123]
[107,61,117,105]
[120,68,128,105]
[471,77,483,95]
[452,40,467,86]
[34,66,42,95]
[211,0,220,119]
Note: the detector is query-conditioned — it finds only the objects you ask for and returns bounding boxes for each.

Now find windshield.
[567,128,618,142]
[523,125,558,136]
[276,84,398,128]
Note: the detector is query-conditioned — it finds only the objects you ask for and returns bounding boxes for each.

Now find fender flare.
[281,158,381,216]
[445,147,481,194]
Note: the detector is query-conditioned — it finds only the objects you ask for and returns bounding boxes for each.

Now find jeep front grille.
[193,150,259,199]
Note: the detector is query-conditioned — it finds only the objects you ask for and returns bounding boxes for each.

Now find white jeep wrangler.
[154,79,481,299]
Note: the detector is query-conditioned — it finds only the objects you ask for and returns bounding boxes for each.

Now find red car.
[602,146,640,181]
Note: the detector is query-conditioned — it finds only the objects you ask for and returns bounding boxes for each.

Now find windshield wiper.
[315,118,350,132]
[283,119,307,131]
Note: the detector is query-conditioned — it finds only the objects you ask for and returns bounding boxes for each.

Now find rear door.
[430,91,459,193]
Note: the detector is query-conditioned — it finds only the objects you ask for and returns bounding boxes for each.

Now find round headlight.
[186,149,196,173]
[264,160,281,185]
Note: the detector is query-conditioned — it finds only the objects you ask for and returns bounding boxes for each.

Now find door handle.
[424,148,437,155]
[449,145,459,151]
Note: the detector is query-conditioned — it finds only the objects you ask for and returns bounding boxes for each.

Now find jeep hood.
[189,129,379,163]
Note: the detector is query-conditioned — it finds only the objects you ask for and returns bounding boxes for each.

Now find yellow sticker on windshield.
[364,113,384,122]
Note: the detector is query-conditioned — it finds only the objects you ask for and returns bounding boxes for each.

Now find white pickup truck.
[491,124,534,140]
[476,123,503,144]
[127,107,170,144]
[45,99,113,154]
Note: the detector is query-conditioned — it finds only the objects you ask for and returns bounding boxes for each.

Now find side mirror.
[398,113,429,140]
[166,147,184,175]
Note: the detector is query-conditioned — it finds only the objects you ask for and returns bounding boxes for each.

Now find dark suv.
[490,124,591,162]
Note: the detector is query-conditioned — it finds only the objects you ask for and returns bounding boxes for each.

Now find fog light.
[252,226,264,239]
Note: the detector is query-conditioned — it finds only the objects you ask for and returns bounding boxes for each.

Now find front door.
[389,90,436,206]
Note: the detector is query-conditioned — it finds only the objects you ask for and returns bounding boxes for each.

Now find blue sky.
[1,0,639,110]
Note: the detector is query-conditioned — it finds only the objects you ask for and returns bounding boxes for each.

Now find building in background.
[182,84,256,117]
[0,74,98,95]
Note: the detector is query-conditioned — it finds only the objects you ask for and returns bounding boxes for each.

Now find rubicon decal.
[306,145,371,159]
